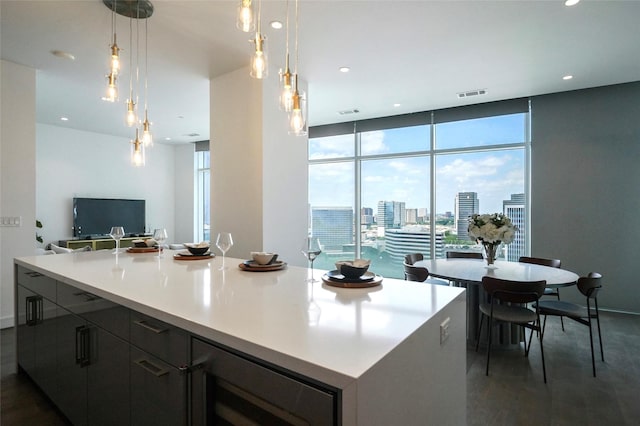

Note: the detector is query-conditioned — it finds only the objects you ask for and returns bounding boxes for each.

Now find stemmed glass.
[301,237,322,282]
[153,228,168,257]
[109,226,125,254]
[216,232,233,269]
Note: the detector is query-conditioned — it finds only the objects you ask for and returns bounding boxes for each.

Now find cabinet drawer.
[130,311,188,367]
[130,347,187,426]
[16,265,56,301]
[57,281,129,340]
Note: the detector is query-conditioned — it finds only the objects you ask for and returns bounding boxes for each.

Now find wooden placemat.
[127,247,159,253]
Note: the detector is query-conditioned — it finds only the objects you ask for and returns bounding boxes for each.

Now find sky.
[308,114,526,215]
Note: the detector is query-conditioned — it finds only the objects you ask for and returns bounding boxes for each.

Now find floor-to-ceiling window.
[195,144,210,242]
[308,99,530,278]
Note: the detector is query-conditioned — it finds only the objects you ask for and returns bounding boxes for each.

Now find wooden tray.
[321,273,383,288]
[173,253,215,261]
[127,247,159,253]
[238,262,287,272]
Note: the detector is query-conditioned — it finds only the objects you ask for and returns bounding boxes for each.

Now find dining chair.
[404,253,424,265]
[446,251,483,259]
[476,276,547,383]
[519,256,565,330]
[537,272,604,377]
[403,262,448,286]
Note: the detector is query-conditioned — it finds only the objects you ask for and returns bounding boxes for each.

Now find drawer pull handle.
[133,320,168,334]
[134,358,169,377]
[72,291,101,302]
[25,271,43,278]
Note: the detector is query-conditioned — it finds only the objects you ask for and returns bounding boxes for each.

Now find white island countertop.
[16,249,466,424]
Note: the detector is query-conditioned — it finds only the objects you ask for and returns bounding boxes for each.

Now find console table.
[59,237,140,251]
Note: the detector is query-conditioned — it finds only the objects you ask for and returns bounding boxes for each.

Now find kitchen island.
[15,249,466,425]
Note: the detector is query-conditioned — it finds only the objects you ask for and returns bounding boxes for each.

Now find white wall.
[36,124,177,245]
[174,142,196,243]
[1,60,36,328]
[210,67,308,265]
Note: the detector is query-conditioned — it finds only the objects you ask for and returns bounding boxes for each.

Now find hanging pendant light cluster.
[234,0,307,136]
[103,0,154,167]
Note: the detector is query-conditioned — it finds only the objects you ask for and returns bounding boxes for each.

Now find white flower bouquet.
[467,213,518,244]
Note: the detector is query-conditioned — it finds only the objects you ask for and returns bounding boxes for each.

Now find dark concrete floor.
[1,311,639,425]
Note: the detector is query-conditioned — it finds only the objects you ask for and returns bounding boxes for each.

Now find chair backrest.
[404,253,424,265]
[519,256,562,268]
[481,276,546,304]
[577,272,603,299]
[446,251,483,259]
[403,261,429,282]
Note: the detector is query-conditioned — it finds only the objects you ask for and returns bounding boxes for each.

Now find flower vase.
[483,242,499,269]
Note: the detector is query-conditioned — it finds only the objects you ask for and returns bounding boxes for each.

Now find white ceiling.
[2,0,640,144]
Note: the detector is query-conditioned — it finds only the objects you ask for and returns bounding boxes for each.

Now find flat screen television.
[73,197,146,238]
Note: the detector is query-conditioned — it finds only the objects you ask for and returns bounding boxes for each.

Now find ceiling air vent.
[457,89,487,99]
[185,133,200,137]
[338,108,360,115]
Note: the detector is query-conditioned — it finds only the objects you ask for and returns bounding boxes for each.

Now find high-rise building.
[385,227,445,262]
[455,192,479,241]
[311,207,353,251]
[377,201,406,236]
[503,193,525,261]
[406,208,418,224]
[361,207,374,226]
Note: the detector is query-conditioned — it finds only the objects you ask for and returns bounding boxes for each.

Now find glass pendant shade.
[105,72,118,102]
[237,0,255,32]
[250,33,268,79]
[131,129,145,167]
[289,89,307,136]
[279,56,293,111]
[126,99,137,127]
[141,112,153,147]
[110,39,120,75]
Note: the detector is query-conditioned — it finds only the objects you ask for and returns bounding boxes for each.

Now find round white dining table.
[414,258,579,346]
[414,259,579,287]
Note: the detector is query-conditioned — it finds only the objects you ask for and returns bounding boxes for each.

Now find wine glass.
[109,226,125,254]
[216,232,233,269]
[301,237,322,282]
[153,228,168,257]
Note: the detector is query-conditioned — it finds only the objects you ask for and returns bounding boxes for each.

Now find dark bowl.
[132,239,148,248]
[185,245,210,255]
[335,261,370,279]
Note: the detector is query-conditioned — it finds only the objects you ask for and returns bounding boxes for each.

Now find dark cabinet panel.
[130,311,188,367]
[87,327,130,426]
[16,265,56,300]
[130,346,187,426]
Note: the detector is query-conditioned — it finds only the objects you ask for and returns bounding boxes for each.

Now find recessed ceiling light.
[565,0,580,6]
[270,21,283,29]
[60,117,69,121]
[339,67,350,73]
[165,137,172,141]
[51,50,75,61]
[393,103,401,108]
[563,75,573,80]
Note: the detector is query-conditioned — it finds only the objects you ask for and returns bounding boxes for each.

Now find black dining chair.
[404,253,423,265]
[538,272,604,377]
[476,276,547,383]
[403,262,449,286]
[519,256,565,330]
[446,251,483,259]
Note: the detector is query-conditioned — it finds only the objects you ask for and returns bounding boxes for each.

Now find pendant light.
[141,18,153,147]
[278,0,293,111]
[104,0,119,102]
[236,0,255,33]
[249,0,268,79]
[125,13,137,127]
[131,128,145,167]
[289,0,307,136]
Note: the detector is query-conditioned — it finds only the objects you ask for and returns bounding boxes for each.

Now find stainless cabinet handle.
[134,358,169,377]
[25,271,43,278]
[72,291,101,302]
[133,319,168,334]
[25,296,42,326]
[75,326,90,367]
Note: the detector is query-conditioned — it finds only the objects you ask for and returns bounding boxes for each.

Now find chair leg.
[595,300,604,362]
[539,322,547,384]
[588,318,596,377]
[556,290,565,331]
[485,315,493,377]
[475,315,484,353]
